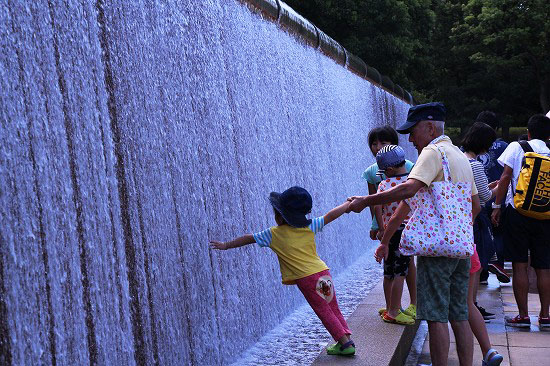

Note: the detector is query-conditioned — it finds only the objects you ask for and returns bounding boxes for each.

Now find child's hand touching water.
[209,240,228,250]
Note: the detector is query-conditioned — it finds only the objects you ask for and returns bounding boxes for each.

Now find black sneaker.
[475,303,496,321]
[479,269,489,285]
[488,263,511,283]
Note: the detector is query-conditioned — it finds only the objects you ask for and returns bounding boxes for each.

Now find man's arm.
[348,178,426,213]
[491,165,513,226]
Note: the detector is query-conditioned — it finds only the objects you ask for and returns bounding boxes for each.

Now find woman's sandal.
[482,348,503,366]
[326,340,356,356]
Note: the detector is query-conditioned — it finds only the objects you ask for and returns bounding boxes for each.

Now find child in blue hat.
[372,145,416,325]
[210,186,356,356]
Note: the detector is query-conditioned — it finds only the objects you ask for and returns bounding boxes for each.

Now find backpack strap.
[518,140,533,153]
[511,140,533,196]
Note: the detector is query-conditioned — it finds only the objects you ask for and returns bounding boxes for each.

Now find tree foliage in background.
[283,0,435,98]
[283,0,550,135]
[449,0,550,131]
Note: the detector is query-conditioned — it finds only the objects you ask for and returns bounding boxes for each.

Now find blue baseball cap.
[397,102,446,134]
[269,186,312,228]
[376,145,406,175]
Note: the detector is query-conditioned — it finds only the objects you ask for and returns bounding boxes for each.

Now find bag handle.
[429,135,452,182]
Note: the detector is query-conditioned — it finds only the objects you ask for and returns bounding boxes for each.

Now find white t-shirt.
[497,139,550,208]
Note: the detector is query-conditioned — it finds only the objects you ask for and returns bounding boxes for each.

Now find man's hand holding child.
[346,196,368,213]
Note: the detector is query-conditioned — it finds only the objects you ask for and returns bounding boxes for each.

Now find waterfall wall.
[0,1,414,365]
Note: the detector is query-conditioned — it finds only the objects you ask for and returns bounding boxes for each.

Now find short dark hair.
[475,111,499,130]
[368,126,398,148]
[461,122,497,155]
[527,114,550,140]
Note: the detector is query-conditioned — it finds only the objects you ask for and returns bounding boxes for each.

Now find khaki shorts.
[417,256,470,322]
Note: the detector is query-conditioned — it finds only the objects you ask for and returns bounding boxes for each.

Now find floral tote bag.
[400,139,474,258]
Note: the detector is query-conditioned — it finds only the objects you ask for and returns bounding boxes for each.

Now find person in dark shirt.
[475,111,511,285]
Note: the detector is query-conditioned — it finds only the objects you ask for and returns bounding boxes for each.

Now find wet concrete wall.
[0,1,413,365]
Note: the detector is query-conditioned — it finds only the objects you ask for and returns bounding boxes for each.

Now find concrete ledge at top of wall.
[237,0,416,105]
[311,279,420,366]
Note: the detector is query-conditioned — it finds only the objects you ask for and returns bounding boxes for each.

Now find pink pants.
[295,269,352,341]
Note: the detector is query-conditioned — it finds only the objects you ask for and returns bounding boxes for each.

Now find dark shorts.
[417,256,470,322]
[503,205,550,269]
[383,230,411,279]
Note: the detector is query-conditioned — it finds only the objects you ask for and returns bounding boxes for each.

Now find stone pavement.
[414,267,550,366]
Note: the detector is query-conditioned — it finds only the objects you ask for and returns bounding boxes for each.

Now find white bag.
[400,142,474,258]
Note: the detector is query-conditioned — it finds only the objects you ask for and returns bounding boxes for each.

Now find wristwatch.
[491,203,501,209]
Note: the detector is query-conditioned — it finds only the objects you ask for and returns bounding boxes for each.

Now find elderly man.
[349,102,481,366]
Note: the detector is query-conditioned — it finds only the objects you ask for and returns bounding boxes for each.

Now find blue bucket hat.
[376,145,406,176]
[269,186,312,228]
[397,102,446,134]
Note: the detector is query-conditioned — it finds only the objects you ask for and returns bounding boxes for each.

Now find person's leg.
[296,271,349,343]
[502,207,531,320]
[468,270,491,356]
[417,257,455,365]
[427,321,450,366]
[530,220,550,319]
[387,276,405,318]
[535,269,550,318]
[327,283,352,334]
[472,270,480,304]
[383,277,391,311]
[449,258,472,366]
[450,320,473,366]
[406,258,417,306]
[512,262,529,317]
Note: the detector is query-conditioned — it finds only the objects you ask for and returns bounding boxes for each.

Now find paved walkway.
[414,266,550,365]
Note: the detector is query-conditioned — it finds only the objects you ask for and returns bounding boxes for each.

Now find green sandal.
[403,304,416,319]
[326,340,356,356]
[383,311,415,325]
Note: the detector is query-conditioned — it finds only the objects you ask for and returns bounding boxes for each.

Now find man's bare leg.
[450,319,473,366]
[428,321,450,366]
[535,268,550,318]
[512,262,529,316]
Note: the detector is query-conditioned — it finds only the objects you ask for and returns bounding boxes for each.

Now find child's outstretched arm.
[324,200,351,225]
[374,201,410,263]
[210,234,255,250]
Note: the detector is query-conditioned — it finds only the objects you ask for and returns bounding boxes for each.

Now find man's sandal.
[482,348,503,366]
[326,340,356,356]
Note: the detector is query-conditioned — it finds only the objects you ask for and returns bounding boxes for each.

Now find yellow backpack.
[513,140,550,220]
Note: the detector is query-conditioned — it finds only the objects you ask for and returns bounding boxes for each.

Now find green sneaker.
[403,304,416,319]
[326,341,356,356]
